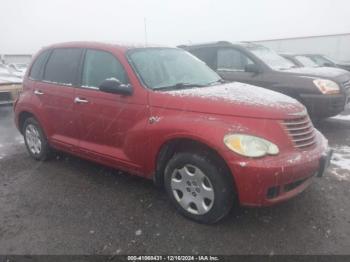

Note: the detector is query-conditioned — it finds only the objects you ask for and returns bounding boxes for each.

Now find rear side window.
[190,48,217,69]
[29,50,50,80]
[43,48,83,85]
[82,49,128,89]
[217,48,254,71]
[283,56,298,66]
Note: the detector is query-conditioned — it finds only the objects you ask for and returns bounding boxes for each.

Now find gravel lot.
[0,105,349,255]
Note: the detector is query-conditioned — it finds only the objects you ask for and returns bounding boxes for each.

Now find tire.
[164,151,235,224]
[23,117,51,161]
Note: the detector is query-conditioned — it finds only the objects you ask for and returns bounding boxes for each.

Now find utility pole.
[144,18,148,45]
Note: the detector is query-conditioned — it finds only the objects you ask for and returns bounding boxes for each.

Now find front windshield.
[295,56,319,67]
[248,45,295,70]
[128,48,221,90]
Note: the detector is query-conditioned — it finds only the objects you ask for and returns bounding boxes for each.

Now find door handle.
[34,90,44,95]
[74,97,89,104]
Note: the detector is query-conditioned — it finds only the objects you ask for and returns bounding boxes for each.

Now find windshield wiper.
[207,79,227,85]
[155,82,207,91]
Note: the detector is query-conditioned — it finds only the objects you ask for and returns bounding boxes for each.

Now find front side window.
[128,48,221,90]
[29,50,50,80]
[217,48,254,71]
[43,48,83,85]
[82,50,128,89]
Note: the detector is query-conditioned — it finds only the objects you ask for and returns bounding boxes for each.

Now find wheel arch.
[18,111,36,134]
[153,137,237,193]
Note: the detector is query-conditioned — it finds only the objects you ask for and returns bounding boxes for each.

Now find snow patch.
[287,154,302,164]
[166,82,301,111]
[332,114,350,121]
[239,162,248,167]
[43,80,73,86]
[284,66,349,78]
[331,145,350,181]
[82,85,98,90]
[15,136,24,144]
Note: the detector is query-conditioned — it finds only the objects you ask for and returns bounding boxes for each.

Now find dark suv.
[180,42,350,119]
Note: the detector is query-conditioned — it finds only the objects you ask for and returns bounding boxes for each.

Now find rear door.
[74,49,149,172]
[37,48,83,150]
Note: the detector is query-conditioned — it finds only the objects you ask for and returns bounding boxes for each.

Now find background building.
[253,33,350,62]
[0,54,32,64]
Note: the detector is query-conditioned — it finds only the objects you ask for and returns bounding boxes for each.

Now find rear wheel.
[23,117,51,161]
[164,151,235,224]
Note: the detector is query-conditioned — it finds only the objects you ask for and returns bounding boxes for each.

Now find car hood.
[149,82,305,120]
[337,63,350,71]
[279,66,350,82]
[337,61,350,66]
[0,74,22,84]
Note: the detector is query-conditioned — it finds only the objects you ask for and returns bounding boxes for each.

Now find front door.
[74,49,149,172]
[216,47,265,87]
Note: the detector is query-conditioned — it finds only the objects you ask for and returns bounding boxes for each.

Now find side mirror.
[245,63,261,74]
[99,78,132,96]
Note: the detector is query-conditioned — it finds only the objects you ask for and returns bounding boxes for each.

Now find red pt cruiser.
[14,42,332,223]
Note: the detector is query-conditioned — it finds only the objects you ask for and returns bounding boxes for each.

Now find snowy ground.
[327,112,350,181]
[0,105,349,255]
[332,113,350,121]
[332,146,350,180]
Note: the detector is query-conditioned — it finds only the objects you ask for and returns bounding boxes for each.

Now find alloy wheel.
[171,164,215,215]
[25,124,42,155]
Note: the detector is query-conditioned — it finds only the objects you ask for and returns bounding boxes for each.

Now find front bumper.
[300,93,349,118]
[224,131,330,207]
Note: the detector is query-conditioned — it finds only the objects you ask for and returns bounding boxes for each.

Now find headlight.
[223,134,279,158]
[313,79,340,94]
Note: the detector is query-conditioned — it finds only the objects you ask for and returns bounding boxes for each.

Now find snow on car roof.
[0,75,22,84]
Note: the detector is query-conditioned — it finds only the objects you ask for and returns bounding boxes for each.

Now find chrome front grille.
[283,116,316,149]
[343,80,350,91]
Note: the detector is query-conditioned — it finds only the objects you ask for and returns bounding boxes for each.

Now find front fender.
[143,110,251,177]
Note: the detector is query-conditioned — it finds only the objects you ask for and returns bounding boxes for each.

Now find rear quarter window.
[29,50,50,80]
[43,48,83,86]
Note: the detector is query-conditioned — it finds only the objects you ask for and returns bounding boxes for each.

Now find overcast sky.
[1,0,349,54]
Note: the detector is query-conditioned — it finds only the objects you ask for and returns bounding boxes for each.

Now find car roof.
[178,41,262,50]
[41,41,172,53]
[279,53,294,57]
[280,53,311,57]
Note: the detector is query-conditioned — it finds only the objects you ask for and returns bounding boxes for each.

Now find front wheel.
[23,117,51,161]
[164,151,235,224]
